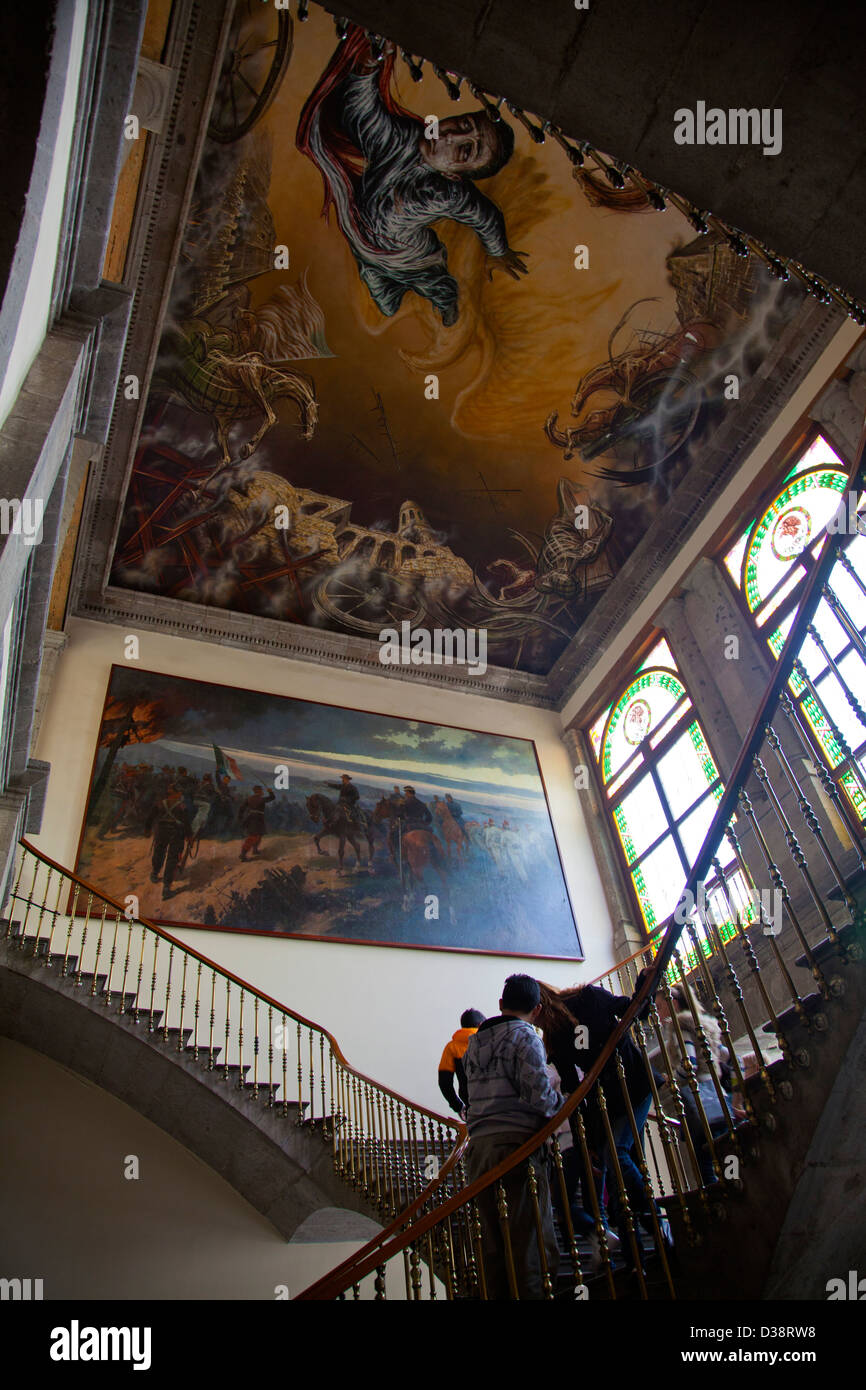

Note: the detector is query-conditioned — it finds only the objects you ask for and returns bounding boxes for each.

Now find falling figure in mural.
[297,26,527,326]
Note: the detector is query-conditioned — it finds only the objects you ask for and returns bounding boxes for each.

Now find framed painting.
[73,666,583,959]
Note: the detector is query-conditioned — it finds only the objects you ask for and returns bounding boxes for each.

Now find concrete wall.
[0,1036,389,1300]
[29,616,616,1115]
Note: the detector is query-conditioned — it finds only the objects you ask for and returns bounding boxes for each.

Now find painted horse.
[306,793,375,872]
[373,797,452,915]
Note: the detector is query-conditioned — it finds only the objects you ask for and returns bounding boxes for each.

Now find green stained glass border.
[743,469,847,613]
[602,668,685,784]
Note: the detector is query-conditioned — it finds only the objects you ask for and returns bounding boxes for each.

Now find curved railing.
[1,840,461,1225]
[297,442,866,1301]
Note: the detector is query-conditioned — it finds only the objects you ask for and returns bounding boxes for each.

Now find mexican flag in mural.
[212,743,242,781]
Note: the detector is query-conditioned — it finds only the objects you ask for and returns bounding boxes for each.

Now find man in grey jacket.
[464,974,563,1299]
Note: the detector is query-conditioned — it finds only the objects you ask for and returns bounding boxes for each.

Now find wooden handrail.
[297,433,866,1300]
[15,837,458,1132]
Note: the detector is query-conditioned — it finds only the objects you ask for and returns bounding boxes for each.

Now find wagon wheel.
[208,2,292,144]
[312,566,426,635]
[589,369,700,482]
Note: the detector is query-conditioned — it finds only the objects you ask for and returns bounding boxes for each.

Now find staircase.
[0,845,459,1249]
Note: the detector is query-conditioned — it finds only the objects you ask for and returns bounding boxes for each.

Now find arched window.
[724,432,866,823]
[587,637,755,966]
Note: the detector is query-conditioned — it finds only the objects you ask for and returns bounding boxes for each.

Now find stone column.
[561,724,644,963]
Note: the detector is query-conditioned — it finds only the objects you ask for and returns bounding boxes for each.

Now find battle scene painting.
[110,3,805,675]
[75,667,582,958]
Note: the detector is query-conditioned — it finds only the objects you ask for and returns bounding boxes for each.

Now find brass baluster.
[369,1084,383,1208]
[612,1054,676,1298]
[496,1181,520,1300]
[147,933,159,1031]
[780,691,866,869]
[725,815,803,1042]
[207,969,216,1069]
[754,753,841,948]
[707,857,770,1110]
[253,997,260,1100]
[319,1034,327,1136]
[30,865,53,958]
[526,1159,555,1300]
[632,1004,694,1230]
[223,978,231,1081]
[329,1051,337,1162]
[103,905,121,1006]
[596,1081,648,1298]
[296,1021,303,1125]
[408,1242,423,1300]
[469,1197,487,1300]
[162,942,174,1040]
[267,1004,273,1106]
[281,1013,288,1117]
[736,788,826,1011]
[43,870,70,965]
[238,988,245,1091]
[681,921,740,1149]
[807,619,866,730]
[308,1027,315,1125]
[117,894,133,1013]
[12,852,39,943]
[34,866,63,959]
[373,1265,387,1301]
[358,1077,371,1193]
[192,959,202,1060]
[4,848,28,940]
[765,722,856,918]
[383,1094,399,1214]
[176,951,188,1052]
[132,920,146,1022]
[750,761,834,1000]
[72,890,93,986]
[791,657,866,810]
[551,1132,583,1291]
[572,1107,617,1299]
[660,961,722,1197]
[89,901,108,997]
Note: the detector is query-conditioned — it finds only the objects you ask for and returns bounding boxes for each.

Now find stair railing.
[1,841,461,1223]
[296,440,866,1301]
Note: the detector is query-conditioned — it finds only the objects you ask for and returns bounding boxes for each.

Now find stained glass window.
[723,432,866,823]
[588,637,746,942]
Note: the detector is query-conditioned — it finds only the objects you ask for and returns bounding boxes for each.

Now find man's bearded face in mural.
[419,113,506,179]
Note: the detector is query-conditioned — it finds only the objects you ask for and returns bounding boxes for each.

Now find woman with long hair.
[537,967,663,1272]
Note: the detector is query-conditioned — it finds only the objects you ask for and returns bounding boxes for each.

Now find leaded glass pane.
[815,658,866,753]
[614,776,667,864]
[633,836,684,931]
[678,791,725,867]
[638,637,677,673]
[656,724,719,819]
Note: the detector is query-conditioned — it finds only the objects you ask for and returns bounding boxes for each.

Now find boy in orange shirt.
[438,1009,485,1118]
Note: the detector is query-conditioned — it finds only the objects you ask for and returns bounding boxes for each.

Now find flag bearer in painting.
[297,26,527,326]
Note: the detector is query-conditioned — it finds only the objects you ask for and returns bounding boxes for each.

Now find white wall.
[32,617,617,1114]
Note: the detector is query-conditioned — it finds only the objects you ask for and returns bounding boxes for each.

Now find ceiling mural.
[109,2,804,676]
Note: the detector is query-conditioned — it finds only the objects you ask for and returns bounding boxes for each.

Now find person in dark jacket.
[538,968,661,1269]
[438,1009,485,1117]
[464,975,562,1299]
[149,786,193,900]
